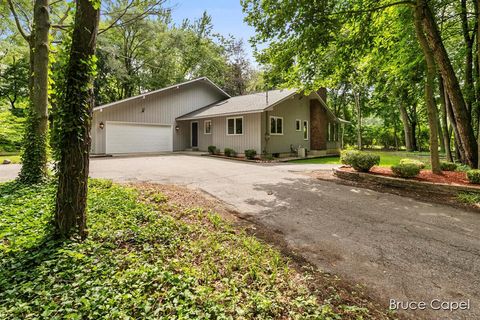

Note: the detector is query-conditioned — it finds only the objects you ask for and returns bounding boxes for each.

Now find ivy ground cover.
[0,180,392,319]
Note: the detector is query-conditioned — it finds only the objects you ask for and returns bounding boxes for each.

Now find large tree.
[54,0,100,239]
[8,0,50,182]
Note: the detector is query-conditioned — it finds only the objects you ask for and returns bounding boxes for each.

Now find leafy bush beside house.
[244,149,257,160]
[208,145,216,154]
[341,150,380,172]
[224,148,236,157]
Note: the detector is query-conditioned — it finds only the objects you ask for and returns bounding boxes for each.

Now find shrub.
[467,170,480,184]
[440,161,457,171]
[208,145,216,155]
[457,192,480,204]
[456,164,471,172]
[340,150,380,172]
[399,158,425,169]
[224,148,236,157]
[391,163,421,178]
[244,149,257,160]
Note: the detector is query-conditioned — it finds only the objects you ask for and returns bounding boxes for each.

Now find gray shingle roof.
[177,89,297,120]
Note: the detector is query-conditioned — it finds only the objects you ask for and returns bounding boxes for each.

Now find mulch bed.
[342,166,476,187]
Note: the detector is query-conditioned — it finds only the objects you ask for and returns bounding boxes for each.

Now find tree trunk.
[18,0,50,183]
[355,92,362,150]
[414,3,441,174]
[399,101,413,151]
[461,0,475,114]
[439,76,453,162]
[475,0,480,167]
[55,0,100,239]
[446,91,466,162]
[418,0,478,168]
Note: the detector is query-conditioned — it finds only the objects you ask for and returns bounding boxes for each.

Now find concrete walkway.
[1,154,479,319]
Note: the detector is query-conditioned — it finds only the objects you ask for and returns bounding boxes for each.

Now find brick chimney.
[310,87,328,150]
[317,87,327,104]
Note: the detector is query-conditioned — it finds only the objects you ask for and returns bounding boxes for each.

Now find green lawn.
[0,153,21,164]
[290,151,437,168]
[0,180,390,319]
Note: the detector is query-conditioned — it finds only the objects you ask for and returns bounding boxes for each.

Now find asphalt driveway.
[1,155,479,319]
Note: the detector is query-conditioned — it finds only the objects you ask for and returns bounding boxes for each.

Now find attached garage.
[105,122,173,154]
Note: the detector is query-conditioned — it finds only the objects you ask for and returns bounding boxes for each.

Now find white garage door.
[106,122,173,154]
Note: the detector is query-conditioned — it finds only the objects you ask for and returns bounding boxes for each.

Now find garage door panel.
[106,122,172,154]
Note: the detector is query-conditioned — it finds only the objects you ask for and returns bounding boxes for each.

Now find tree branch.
[7,0,30,41]
[330,0,416,16]
[98,0,136,35]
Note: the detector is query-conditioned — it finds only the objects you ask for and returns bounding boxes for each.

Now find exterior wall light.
[175,125,180,131]
[99,122,105,129]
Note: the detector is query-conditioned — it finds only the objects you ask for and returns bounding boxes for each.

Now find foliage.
[341,150,380,172]
[95,9,258,105]
[0,56,29,111]
[0,180,356,319]
[439,161,458,172]
[0,154,21,164]
[0,106,26,153]
[17,112,48,184]
[457,192,480,205]
[399,158,425,169]
[391,163,421,179]
[466,170,480,184]
[207,145,216,155]
[244,149,257,160]
[224,148,236,157]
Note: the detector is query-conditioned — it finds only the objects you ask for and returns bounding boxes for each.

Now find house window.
[303,120,309,140]
[227,117,243,135]
[295,119,301,131]
[328,122,332,141]
[270,116,283,135]
[204,120,212,134]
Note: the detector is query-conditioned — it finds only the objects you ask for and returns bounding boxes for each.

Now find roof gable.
[93,77,230,111]
[177,89,297,120]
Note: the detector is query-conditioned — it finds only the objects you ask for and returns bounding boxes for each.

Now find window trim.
[226,116,244,136]
[303,120,309,141]
[295,119,301,132]
[204,120,212,135]
[269,116,284,135]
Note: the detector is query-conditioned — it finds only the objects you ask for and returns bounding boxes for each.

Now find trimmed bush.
[399,158,425,169]
[467,170,480,184]
[224,148,236,157]
[208,145,216,155]
[244,149,257,160]
[440,161,457,171]
[391,163,421,179]
[340,150,380,172]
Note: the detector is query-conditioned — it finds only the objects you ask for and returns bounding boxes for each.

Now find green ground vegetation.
[0,154,21,164]
[456,192,480,205]
[0,180,388,319]
[290,151,440,168]
[0,105,25,154]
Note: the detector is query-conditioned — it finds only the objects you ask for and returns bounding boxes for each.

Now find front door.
[191,122,198,148]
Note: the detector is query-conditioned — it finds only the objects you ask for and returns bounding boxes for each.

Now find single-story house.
[91,77,344,156]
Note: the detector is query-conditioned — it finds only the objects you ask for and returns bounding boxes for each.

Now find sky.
[165,0,258,63]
